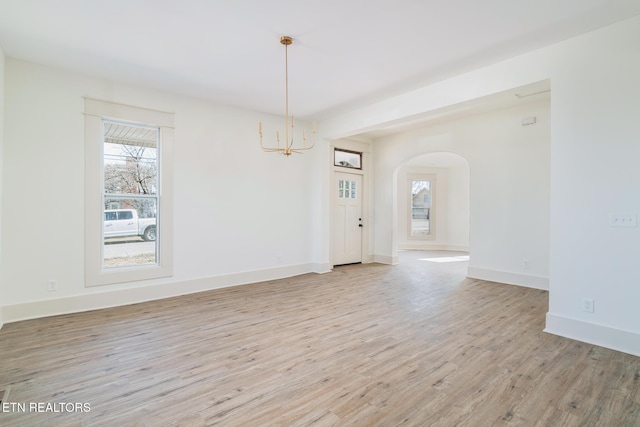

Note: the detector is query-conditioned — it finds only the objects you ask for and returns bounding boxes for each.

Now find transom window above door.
[334,149,362,169]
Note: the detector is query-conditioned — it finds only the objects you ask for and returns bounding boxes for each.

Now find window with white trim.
[85,99,174,286]
[408,175,435,239]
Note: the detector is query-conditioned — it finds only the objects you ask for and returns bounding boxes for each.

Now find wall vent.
[521,116,537,126]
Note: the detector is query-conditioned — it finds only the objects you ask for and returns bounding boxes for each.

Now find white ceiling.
[1,0,639,122]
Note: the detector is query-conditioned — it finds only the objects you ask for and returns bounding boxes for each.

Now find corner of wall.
[373,254,398,265]
[312,262,332,274]
[545,312,640,357]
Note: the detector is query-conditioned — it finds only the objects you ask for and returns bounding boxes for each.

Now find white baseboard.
[373,254,399,265]
[398,243,469,252]
[445,245,470,252]
[545,312,640,357]
[467,266,549,290]
[2,263,320,324]
[312,262,332,274]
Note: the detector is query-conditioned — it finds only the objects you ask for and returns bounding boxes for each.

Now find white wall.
[0,46,5,328]
[1,58,329,322]
[3,17,639,357]
[447,164,471,248]
[377,98,550,288]
[396,163,470,251]
[544,18,640,356]
[323,16,640,356]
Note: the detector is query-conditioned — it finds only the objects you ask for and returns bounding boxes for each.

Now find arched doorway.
[392,152,470,258]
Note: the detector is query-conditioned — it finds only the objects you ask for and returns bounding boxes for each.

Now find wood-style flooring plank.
[0,250,638,426]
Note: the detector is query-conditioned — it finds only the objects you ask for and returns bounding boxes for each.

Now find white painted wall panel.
[323,15,640,355]
[1,59,323,313]
[0,46,5,327]
[378,97,550,281]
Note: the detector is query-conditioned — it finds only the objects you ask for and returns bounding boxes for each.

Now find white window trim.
[84,98,174,286]
[407,173,436,241]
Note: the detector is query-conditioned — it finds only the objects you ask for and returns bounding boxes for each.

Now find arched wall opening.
[374,93,550,289]
[393,152,470,254]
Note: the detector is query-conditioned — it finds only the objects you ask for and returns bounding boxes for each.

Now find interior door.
[333,172,363,265]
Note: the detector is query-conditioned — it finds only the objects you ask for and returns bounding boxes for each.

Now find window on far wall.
[84,99,174,286]
[409,175,435,239]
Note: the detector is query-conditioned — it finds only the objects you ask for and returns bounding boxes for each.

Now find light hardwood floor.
[0,251,638,426]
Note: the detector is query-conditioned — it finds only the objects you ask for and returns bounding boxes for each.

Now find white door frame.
[329,139,372,268]
[333,171,363,265]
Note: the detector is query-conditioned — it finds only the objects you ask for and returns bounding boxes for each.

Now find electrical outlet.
[582,298,594,313]
[47,280,58,292]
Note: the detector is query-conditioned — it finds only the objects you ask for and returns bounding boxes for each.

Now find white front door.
[333,172,363,265]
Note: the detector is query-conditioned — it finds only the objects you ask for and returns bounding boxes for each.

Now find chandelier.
[259,36,316,156]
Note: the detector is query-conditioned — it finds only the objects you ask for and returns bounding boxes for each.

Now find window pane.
[118,210,133,220]
[102,121,159,270]
[411,180,431,237]
[334,149,362,169]
[104,122,158,196]
[103,198,157,269]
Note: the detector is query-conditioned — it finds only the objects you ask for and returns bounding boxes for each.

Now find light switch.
[609,213,637,227]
